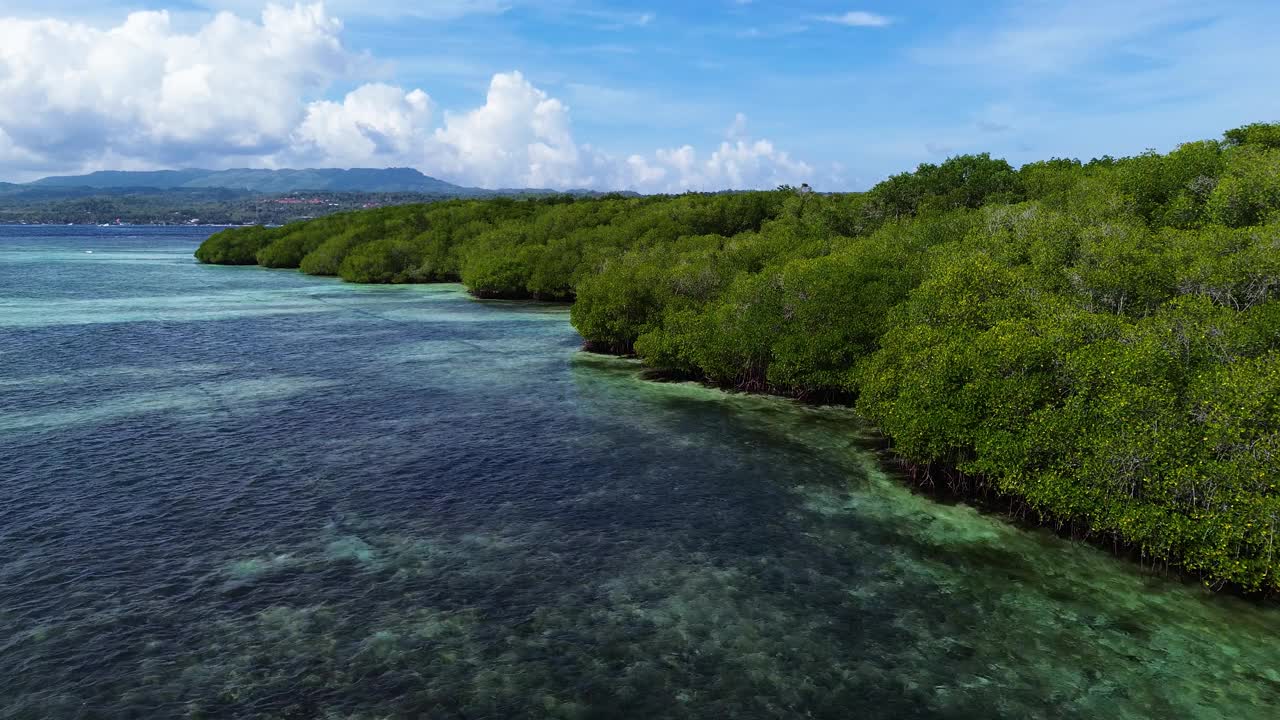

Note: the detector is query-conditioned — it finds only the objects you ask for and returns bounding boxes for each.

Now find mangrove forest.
[197,123,1280,594]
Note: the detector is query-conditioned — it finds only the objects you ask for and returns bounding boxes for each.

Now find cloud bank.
[0,2,813,191]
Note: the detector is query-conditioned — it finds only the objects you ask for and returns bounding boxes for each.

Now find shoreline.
[589,346,1277,602]
[0,223,250,228]
[191,254,1279,601]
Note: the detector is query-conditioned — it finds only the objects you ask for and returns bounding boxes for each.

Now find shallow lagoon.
[1,226,1278,718]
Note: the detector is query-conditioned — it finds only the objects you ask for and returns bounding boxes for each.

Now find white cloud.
[818,11,892,28]
[287,72,813,191]
[0,3,815,191]
[612,111,812,191]
[202,0,515,21]
[0,3,351,168]
[621,136,812,192]
[429,71,589,188]
[290,84,433,167]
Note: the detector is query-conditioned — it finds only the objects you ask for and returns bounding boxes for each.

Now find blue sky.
[1,1,1278,190]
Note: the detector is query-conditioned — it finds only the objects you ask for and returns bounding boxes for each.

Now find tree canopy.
[197,122,1280,593]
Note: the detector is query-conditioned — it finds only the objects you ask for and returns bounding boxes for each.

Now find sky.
[0,0,1277,191]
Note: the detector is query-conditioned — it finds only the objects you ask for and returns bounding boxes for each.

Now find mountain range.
[21,167,470,195]
[0,168,635,225]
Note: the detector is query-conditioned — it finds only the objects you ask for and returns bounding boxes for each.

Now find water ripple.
[2,228,1279,719]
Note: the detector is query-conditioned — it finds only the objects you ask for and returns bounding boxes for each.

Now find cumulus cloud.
[291,84,433,167]
[622,138,812,192]
[0,2,816,191]
[430,72,588,189]
[0,3,350,168]
[287,71,812,191]
[611,110,812,192]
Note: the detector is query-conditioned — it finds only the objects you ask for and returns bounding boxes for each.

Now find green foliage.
[1173,222,1280,311]
[1223,122,1280,150]
[1207,146,1280,228]
[299,224,381,276]
[1118,141,1224,228]
[570,249,673,353]
[1018,158,1083,201]
[1071,221,1176,314]
[193,122,1280,592]
[256,217,349,268]
[195,225,284,265]
[461,239,542,299]
[871,153,1024,219]
[340,236,425,283]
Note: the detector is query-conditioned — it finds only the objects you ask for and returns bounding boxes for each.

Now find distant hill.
[0,170,640,225]
[29,168,469,194]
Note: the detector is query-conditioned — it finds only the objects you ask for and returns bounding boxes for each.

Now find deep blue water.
[2,226,1278,719]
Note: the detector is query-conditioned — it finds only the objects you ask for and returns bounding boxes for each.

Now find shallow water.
[1,226,1278,719]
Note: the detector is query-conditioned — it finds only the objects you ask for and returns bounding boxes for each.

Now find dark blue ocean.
[1,225,1277,719]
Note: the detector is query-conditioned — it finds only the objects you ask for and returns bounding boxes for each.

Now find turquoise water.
[1,226,1278,719]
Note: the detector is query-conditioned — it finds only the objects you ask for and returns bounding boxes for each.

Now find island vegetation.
[197,123,1280,594]
[0,188,455,226]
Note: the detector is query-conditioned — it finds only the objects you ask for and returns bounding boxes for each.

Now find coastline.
[189,157,1280,596]
[577,344,1276,601]
[181,245,1276,600]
